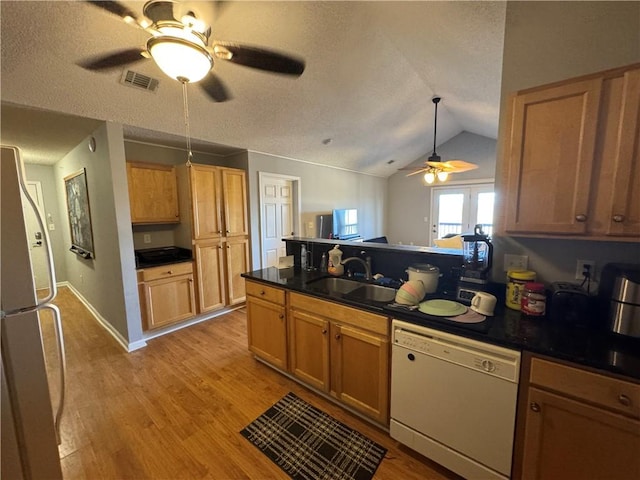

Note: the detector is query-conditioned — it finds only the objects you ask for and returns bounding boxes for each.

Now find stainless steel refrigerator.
[1,146,66,479]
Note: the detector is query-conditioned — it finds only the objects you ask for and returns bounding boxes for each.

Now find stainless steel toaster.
[599,263,640,338]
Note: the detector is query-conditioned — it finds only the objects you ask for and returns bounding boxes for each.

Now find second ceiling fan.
[79,0,306,102]
[403,96,478,183]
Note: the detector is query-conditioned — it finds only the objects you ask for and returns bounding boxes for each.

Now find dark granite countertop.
[242,267,640,382]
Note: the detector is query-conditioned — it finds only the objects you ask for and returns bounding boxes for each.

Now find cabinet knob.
[322,329,327,334]
[226,230,230,234]
[279,314,284,320]
[167,270,173,275]
[618,394,631,407]
[612,214,625,223]
[335,334,341,340]
[575,214,587,222]
[530,402,541,413]
[260,290,266,296]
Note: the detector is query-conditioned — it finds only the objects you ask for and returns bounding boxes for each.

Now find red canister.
[521,282,546,317]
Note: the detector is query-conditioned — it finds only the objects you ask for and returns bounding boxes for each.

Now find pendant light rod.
[432,96,441,156]
[180,77,193,166]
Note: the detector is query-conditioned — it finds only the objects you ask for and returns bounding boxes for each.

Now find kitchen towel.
[240,392,387,480]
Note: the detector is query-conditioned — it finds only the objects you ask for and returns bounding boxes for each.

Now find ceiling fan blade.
[199,72,232,102]
[86,1,138,21]
[441,160,479,173]
[78,48,148,71]
[143,0,176,23]
[403,168,429,177]
[212,42,305,76]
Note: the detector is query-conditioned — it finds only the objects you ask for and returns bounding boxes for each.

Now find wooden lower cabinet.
[331,322,389,423]
[193,239,225,313]
[515,356,640,479]
[139,263,196,330]
[289,292,390,425]
[225,237,250,306]
[246,282,287,370]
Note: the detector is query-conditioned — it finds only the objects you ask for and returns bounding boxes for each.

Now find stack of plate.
[418,299,486,323]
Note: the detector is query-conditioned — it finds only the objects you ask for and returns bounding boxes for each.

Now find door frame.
[258,172,302,269]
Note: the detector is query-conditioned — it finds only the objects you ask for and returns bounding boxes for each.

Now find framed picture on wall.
[64,168,95,259]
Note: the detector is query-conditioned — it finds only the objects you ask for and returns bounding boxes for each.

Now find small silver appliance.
[599,263,640,338]
[456,225,493,304]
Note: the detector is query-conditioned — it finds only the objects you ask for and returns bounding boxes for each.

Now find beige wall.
[246,150,387,270]
[493,1,640,285]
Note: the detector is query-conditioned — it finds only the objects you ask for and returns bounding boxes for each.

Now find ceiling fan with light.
[78,0,306,102]
[402,96,478,184]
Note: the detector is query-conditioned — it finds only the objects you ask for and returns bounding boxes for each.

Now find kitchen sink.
[306,277,396,303]
[348,284,397,303]
[305,277,361,294]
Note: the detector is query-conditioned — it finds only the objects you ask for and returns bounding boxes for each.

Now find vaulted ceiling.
[1,1,506,176]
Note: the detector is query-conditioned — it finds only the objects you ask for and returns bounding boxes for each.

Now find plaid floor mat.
[241,392,387,480]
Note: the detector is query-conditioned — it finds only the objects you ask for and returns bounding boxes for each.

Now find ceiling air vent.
[120,70,159,93]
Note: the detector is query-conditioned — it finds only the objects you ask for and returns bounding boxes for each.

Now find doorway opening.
[258,172,301,269]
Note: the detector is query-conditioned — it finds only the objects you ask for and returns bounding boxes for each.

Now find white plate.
[418,299,467,317]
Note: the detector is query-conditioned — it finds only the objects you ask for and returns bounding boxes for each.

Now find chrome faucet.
[341,256,372,281]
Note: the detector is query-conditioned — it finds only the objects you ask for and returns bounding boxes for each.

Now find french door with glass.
[429,183,494,245]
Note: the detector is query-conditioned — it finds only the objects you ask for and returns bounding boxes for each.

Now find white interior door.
[259,174,299,268]
[429,183,494,245]
[22,181,49,290]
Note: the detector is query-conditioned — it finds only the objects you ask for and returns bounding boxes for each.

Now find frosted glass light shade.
[147,37,212,83]
[437,171,449,182]
[424,172,435,184]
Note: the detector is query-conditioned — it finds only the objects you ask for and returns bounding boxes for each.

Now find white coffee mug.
[470,292,497,316]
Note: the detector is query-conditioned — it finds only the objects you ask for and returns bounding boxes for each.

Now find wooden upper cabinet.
[503,63,640,240]
[127,162,179,224]
[504,78,602,234]
[189,164,222,239]
[592,68,640,237]
[221,168,249,237]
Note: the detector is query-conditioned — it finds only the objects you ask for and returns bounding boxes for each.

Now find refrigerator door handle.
[40,303,66,444]
[13,150,58,307]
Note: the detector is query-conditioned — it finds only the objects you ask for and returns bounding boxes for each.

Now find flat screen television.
[332,208,359,240]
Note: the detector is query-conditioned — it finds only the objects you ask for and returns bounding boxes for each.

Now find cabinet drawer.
[139,262,193,282]
[289,292,389,336]
[246,280,285,305]
[530,357,640,419]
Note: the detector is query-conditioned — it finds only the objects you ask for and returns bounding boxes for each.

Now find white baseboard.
[58,281,147,353]
[141,304,245,342]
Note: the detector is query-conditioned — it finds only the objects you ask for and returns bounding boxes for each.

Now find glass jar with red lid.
[521,282,546,317]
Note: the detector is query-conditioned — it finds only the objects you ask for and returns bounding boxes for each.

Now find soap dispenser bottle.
[327,245,344,276]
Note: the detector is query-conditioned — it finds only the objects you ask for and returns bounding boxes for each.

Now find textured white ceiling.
[0,1,506,176]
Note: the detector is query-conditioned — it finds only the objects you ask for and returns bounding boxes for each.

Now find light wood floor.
[42,286,459,479]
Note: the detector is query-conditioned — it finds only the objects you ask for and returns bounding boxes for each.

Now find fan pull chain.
[181,79,193,166]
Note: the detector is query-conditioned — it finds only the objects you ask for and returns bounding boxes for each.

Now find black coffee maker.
[456,225,494,304]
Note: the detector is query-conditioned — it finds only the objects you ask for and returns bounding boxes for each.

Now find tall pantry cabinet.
[177,164,250,314]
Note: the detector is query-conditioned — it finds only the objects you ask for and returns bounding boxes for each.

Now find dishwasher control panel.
[392,320,521,383]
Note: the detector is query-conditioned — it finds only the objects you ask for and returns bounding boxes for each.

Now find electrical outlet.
[575,259,596,280]
[143,234,151,244]
[504,254,529,271]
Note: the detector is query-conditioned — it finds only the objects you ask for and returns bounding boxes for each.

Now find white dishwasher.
[390,319,521,480]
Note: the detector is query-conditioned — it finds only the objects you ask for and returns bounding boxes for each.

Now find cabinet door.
[221,168,248,237]
[505,78,602,234]
[127,162,179,224]
[190,165,222,239]
[605,68,640,237]
[331,323,389,424]
[246,296,287,369]
[144,274,196,330]
[521,387,640,480]
[225,236,250,305]
[289,309,330,391]
[193,239,225,313]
